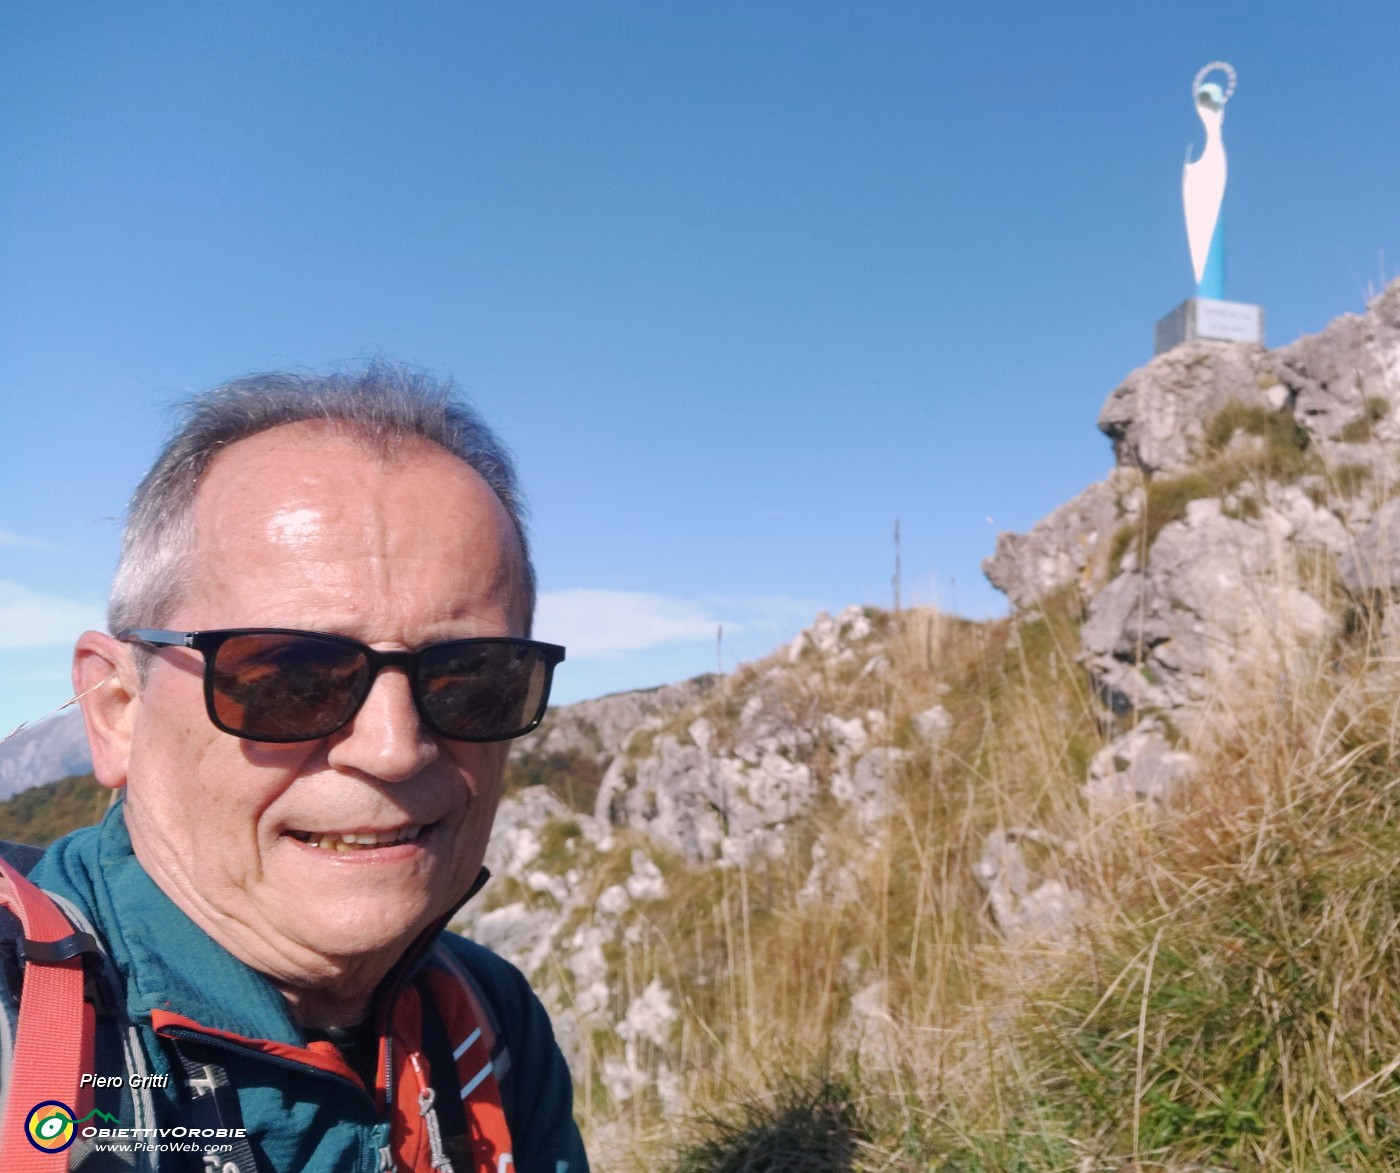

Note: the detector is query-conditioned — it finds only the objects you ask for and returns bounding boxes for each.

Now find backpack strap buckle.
[14,929,118,1016]
[17,928,100,965]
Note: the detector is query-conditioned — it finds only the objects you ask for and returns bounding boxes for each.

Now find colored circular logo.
[25,1100,76,1153]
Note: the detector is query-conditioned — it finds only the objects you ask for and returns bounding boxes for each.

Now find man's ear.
[72,631,138,791]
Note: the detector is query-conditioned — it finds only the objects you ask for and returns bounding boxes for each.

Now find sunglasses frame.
[117,627,566,744]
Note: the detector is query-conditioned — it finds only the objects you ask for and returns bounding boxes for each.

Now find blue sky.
[3,3,1399,737]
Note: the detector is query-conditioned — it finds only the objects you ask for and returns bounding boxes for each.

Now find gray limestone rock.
[1084,719,1195,814]
[796,836,860,909]
[971,827,1082,944]
[597,730,817,864]
[1339,497,1400,595]
[843,980,901,1071]
[578,608,923,871]
[786,604,876,661]
[912,704,953,744]
[463,903,561,977]
[1078,568,1145,668]
[515,673,719,767]
[830,747,907,834]
[1259,481,1348,556]
[983,282,1400,811]
[1277,281,1400,444]
[982,468,1139,609]
[1081,502,1332,723]
[1097,341,1276,478]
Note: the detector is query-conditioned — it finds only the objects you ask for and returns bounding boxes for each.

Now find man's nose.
[325,667,439,781]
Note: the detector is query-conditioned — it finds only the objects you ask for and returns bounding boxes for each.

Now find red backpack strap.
[389,944,515,1173]
[438,950,516,1173]
[0,858,98,1171]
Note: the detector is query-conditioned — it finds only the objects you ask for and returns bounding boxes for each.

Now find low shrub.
[666,1071,867,1173]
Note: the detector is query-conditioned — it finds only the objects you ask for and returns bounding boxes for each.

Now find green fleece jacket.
[26,803,588,1173]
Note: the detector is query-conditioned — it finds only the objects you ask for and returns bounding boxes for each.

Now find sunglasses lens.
[417,641,551,740]
[210,633,370,740]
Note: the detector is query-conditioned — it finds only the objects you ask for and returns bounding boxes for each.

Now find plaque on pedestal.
[1154,297,1266,354]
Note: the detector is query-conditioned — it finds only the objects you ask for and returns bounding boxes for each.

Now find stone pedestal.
[1155,297,1265,354]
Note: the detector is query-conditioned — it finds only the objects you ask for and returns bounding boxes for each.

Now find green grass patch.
[1223,495,1261,520]
[1329,462,1373,498]
[1021,862,1400,1163]
[1340,396,1391,443]
[536,817,587,871]
[950,696,1400,1170]
[1204,402,1312,472]
[1109,468,1225,576]
[1109,404,1316,576]
[0,773,109,846]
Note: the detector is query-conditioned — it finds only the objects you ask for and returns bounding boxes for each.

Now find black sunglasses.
[117,628,566,744]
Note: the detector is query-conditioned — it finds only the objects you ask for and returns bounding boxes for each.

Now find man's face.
[115,422,525,996]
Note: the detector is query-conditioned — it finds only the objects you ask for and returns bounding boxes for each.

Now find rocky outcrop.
[1097,341,1281,477]
[457,604,941,1084]
[514,673,719,766]
[1277,283,1400,443]
[502,673,721,814]
[1080,498,1332,727]
[988,281,1400,748]
[983,468,1140,609]
[962,285,1400,963]
[448,283,1400,1115]
[965,282,1400,969]
[595,715,818,865]
[1339,497,1400,595]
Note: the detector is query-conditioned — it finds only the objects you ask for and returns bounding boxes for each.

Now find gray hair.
[108,361,535,643]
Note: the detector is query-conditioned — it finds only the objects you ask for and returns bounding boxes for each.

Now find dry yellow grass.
[570,594,1400,1171]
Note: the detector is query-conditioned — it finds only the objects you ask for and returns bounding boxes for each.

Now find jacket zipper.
[158,1025,376,1104]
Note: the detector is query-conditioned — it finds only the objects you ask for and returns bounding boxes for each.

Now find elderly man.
[19,365,586,1172]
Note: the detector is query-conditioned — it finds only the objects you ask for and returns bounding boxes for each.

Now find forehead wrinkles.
[183,426,525,627]
[196,441,388,563]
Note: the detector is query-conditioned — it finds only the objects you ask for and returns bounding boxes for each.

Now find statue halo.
[1191,61,1237,106]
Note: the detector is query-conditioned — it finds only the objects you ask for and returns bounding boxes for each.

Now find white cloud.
[535,590,719,658]
[534,589,821,660]
[0,581,105,649]
[0,530,49,550]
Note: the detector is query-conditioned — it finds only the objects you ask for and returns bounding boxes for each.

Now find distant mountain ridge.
[0,708,92,799]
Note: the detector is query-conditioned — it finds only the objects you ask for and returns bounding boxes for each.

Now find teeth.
[294,826,423,852]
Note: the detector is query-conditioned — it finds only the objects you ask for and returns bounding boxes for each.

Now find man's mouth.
[285,826,424,853]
